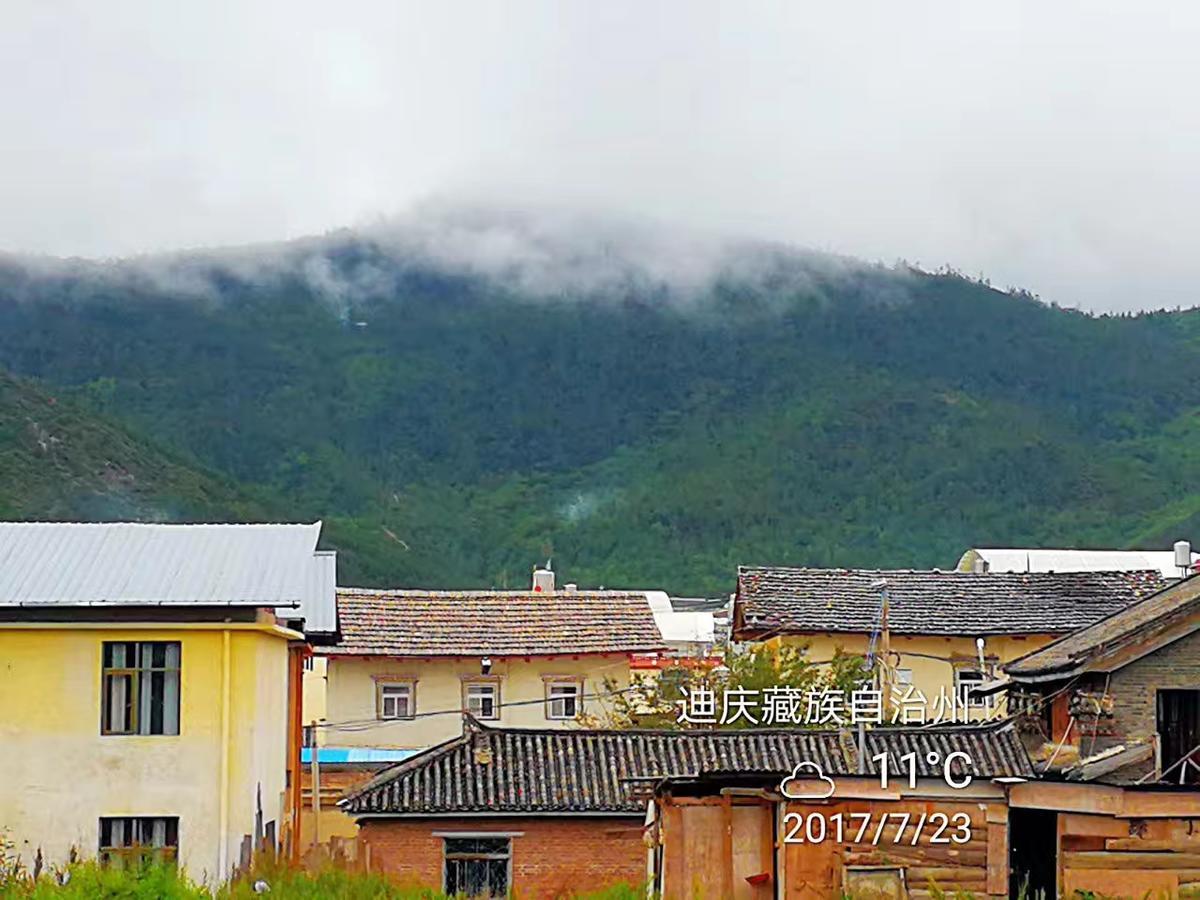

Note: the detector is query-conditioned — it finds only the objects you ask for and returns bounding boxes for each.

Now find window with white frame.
[101,642,181,736]
[544,681,580,724]
[464,681,499,720]
[545,681,581,720]
[377,682,415,720]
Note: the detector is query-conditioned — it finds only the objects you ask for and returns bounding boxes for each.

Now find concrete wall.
[0,623,294,883]
[323,654,633,749]
[301,656,328,742]
[358,815,646,897]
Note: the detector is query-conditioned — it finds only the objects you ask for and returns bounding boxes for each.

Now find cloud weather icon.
[779,761,836,801]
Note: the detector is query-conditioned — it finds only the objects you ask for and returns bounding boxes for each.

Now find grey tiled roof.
[324,588,666,657]
[736,566,1166,637]
[1005,573,1200,679]
[340,719,1033,815]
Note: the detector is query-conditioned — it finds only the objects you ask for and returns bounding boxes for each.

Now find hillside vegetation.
[2,220,1199,594]
[0,370,274,523]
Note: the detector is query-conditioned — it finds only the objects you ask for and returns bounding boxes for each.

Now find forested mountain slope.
[2,217,1199,594]
[0,370,271,523]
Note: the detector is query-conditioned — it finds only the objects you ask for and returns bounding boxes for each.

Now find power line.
[315,683,646,732]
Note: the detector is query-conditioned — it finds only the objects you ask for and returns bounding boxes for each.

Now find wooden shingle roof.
[323,588,666,657]
[736,566,1166,637]
[1004,572,1200,680]
[340,718,1033,816]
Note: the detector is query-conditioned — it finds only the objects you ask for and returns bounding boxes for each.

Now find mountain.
[2,211,1200,593]
[0,369,271,523]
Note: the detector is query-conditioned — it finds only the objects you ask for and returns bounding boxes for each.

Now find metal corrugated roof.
[654,610,716,644]
[0,521,323,608]
[340,719,1032,815]
[278,549,338,634]
[961,548,1199,579]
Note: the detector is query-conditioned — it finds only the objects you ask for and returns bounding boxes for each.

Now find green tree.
[588,644,869,730]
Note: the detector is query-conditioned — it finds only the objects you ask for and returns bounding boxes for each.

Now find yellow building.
[734,565,1165,721]
[306,574,666,839]
[0,522,336,882]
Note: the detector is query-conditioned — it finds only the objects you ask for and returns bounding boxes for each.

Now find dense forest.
[2,220,1199,594]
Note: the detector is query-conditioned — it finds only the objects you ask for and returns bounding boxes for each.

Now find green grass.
[0,860,645,899]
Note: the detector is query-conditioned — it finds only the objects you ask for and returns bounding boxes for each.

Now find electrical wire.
[314,683,646,732]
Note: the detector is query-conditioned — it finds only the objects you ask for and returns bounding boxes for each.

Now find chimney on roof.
[532,565,555,593]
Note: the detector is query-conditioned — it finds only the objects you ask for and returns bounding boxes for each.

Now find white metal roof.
[653,610,717,644]
[0,521,327,609]
[279,548,338,634]
[960,547,1200,579]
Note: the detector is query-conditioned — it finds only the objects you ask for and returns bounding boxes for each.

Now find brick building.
[339,717,651,896]
[1002,571,1200,784]
[339,716,1033,898]
[991,572,1200,897]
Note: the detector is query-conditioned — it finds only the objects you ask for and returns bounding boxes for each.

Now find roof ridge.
[400,720,1018,739]
[739,564,1163,578]
[336,587,650,596]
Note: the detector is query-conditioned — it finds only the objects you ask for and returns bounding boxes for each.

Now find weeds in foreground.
[0,854,646,899]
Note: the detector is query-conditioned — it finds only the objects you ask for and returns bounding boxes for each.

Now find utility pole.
[879,586,892,713]
[310,720,321,849]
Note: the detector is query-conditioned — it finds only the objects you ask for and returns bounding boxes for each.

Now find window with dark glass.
[545,681,581,719]
[99,816,179,867]
[443,837,510,897]
[377,681,415,719]
[954,669,991,710]
[101,642,181,735]
[1158,689,1200,784]
[464,682,499,720]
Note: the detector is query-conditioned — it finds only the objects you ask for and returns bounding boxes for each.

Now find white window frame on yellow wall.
[463,679,501,720]
[543,678,583,720]
[376,680,416,720]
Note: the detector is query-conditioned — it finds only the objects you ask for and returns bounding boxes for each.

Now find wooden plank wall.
[793,799,996,899]
[1061,813,1200,899]
[660,795,1006,899]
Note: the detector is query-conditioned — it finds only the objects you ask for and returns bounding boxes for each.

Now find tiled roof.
[323,588,666,657]
[340,719,1033,815]
[1005,573,1200,680]
[736,566,1166,637]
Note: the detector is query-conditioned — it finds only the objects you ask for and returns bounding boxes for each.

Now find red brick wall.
[359,815,646,897]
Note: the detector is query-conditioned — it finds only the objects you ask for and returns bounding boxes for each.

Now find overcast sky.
[2,1,1198,312]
